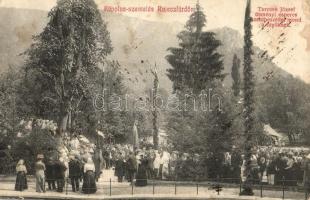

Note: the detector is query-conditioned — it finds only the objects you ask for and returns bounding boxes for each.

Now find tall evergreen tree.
[231,54,241,97]
[23,0,112,135]
[151,68,159,150]
[166,3,235,180]
[166,3,225,94]
[241,0,255,195]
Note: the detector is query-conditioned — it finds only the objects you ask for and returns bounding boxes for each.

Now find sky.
[0,0,309,82]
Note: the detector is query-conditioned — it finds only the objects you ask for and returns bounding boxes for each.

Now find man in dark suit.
[45,157,56,190]
[126,152,137,183]
[69,155,82,192]
[231,146,242,183]
[54,157,67,192]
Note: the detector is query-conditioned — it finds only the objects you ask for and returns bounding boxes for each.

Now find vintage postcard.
[0,0,309,199]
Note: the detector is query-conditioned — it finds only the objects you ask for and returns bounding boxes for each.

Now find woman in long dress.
[15,159,28,191]
[82,158,97,194]
[115,154,125,182]
[35,155,46,193]
[135,154,148,186]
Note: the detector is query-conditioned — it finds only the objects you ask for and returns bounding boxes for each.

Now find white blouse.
[84,163,95,173]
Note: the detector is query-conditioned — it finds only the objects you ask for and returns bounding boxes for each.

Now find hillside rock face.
[0,8,291,94]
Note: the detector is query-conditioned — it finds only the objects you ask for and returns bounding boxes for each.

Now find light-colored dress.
[35,161,46,193]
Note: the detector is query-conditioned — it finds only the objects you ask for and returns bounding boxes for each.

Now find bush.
[10,127,57,174]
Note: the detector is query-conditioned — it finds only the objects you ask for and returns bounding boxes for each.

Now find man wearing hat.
[231,146,242,183]
[304,153,310,194]
[69,155,82,192]
[35,154,46,193]
[45,157,56,191]
[54,157,67,192]
[126,151,137,183]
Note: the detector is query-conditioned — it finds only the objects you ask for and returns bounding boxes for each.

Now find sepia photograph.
[0,0,309,199]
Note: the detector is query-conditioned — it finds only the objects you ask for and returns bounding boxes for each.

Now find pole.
[109,178,112,196]
[196,182,199,195]
[152,180,155,195]
[282,176,285,200]
[239,177,242,194]
[174,180,177,195]
[260,181,263,198]
[65,178,68,195]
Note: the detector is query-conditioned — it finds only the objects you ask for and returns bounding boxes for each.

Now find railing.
[4,176,309,200]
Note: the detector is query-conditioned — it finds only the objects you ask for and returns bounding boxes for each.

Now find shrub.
[11,127,57,174]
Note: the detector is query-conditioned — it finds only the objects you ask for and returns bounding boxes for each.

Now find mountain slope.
[0,7,298,95]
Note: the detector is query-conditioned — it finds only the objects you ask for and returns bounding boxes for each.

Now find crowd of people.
[14,134,104,194]
[15,153,98,194]
[206,146,310,187]
[13,140,310,194]
[103,145,310,190]
[246,146,310,187]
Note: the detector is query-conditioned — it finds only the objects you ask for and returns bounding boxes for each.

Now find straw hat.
[37,154,44,159]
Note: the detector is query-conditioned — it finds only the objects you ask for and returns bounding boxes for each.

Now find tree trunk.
[67,110,72,133]
[58,111,69,136]
[58,100,70,136]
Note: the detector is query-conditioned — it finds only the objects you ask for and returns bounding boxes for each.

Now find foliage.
[22,0,112,134]
[165,4,236,167]
[166,4,225,94]
[231,54,241,97]
[151,69,159,149]
[10,128,57,174]
[99,61,131,143]
[166,84,238,153]
[257,75,310,145]
[74,61,132,143]
[0,67,23,145]
[242,1,260,191]
[243,0,255,139]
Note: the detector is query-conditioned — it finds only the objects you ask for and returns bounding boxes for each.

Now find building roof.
[263,124,287,140]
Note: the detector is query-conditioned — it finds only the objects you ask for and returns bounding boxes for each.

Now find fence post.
[174,179,177,195]
[239,177,242,194]
[109,178,112,196]
[152,180,155,195]
[282,176,285,200]
[196,182,199,195]
[65,178,68,195]
[217,175,220,195]
[260,180,263,198]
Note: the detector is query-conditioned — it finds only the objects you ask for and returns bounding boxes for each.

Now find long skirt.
[135,166,147,186]
[35,171,45,193]
[15,172,28,191]
[82,171,97,194]
[268,174,275,185]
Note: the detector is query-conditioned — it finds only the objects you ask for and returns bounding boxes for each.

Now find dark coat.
[126,155,137,172]
[304,159,310,189]
[115,159,125,177]
[135,158,148,186]
[45,160,56,180]
[82,170,97,194]
[54,161,67,179]
[231,152,242,167]
[69,159,82,178]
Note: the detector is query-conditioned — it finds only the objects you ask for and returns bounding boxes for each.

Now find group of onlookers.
[112,148,171,186]
[13,144,310,194]
[247,147,310,187]
[14,153,98,194]
[207,146,310,190]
